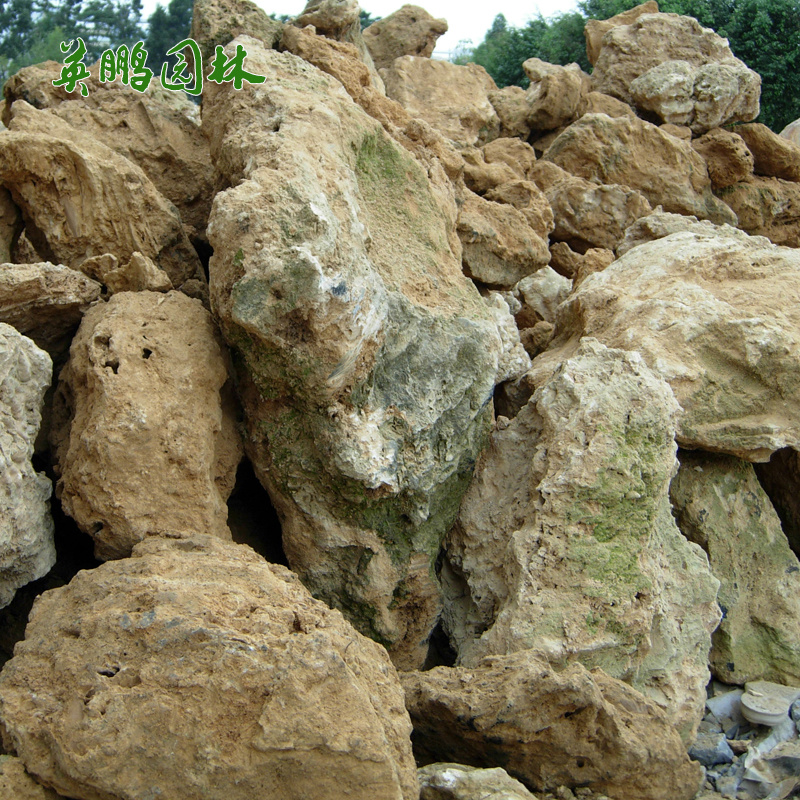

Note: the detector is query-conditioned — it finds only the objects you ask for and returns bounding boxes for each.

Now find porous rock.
[523,58,587,132]
[532,222,800,460]
[543,113,735,224]
[446,338,720,738]
[0,323,54,609]
[671,451,800,686]
[204,41,511,668]
[0,535,419,800]
[418,763,536,800]
[736,123,800,183]
[692,127,754,190]
[548,241,615,283]
[0,756,64,799]
[51,291,242,560]
[402,651,703,800]
[512,266,571,328]
[488,86,531,140]
[718,176,800,247]
[584,1,659,67]
[363,5,448,71]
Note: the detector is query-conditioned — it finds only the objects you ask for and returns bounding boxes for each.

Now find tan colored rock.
[104,252,173,294]
[584,91,635,118]
[671,450,800,686]
[548,241,615,281]
[519,321,554,359]
[533,223,800,461]
[0,187,22,264]
[584,0,659,66]
[543,113,736,224]
[523,58,587,132]
[513,266,571,328]
[418,763,536,800]
[1,103,202,288]
[458,191,551,287]
[462,148,519,194]
[363,5,448,70]
[0,535,419,800]
[488,86,531,140]
[402,651,703,800]
[0,324,54,610]
[482,137,537,179]
[0,756,63,799]
[484,181,554,242]
[736,122,800,182]
[661,122,692,140]
[205,41,511,669]
[446,338,720,738]
[0,262,101,359]
[781,118,800,147]
[381,56,500,146]
[692,127,754,189]
[52,291,242,560]
[719,177,800,247]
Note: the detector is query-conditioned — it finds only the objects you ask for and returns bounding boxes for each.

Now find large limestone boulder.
[51,291,242,560]
[402,651,703,800]
[0,262,101,361]
[543,113,736,225]
[0,535,419,800]
[0,756,64,799]
[204,41,512,668]
[523,58,587,132]
[671,451,800,686]
[381,56,500,146]
[445,338,720,738]
[584,1,659,67]
[692,127,754,190]
[718,177,800,248]
[0,323,54,609]
[533,218,800,461]
[0,105,203,289]
[363,5,448,71]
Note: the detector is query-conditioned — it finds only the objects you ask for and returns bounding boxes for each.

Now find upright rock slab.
[204,42,509,668]
[0,535,419,800]
[0,323,54,609]
[52,291,242,560]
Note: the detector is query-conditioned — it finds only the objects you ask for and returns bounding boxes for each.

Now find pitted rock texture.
[543,113,736,225]
[0,187,22,264]
[402,651,703,800]
[418,763,537,800]
[204,41,511,669]
[692,127,754,190]
[671,451,800,686]
[532,225,800,461]
[0,535,419,800]
[522,58,587,132]
[0,323,54,609]
[0,756,64,799]
[584,1,659,66]
[363,4,448,71]
[446,338,719,739]
[51,291,242,560]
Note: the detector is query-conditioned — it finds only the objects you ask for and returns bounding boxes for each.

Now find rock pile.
[1,1,800,799]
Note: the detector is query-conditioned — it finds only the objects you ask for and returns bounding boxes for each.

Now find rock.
[548,241,615,281]
[482,293,531,384]
[736,122,800,182]
[482,138,537,179]
[533,223,800,461]
[740,738,800,799]
[363,5,448,71]
[591,11,759,115]
[51,291,242,561]
[418,763,537,800]
[488,86,531,140]
[671,451,800,686]
[543,113,736,225]
[0,263,102,360]
[584,1,659,67]
[740,681,800,726]
[531,159,652,251]
[0,756,63,799]
[629,59,760,134]
[0,535,419,800]
[0,323,54,609]
[0,187,22,264]
[483,181,554,241]
[446,338,720,738]
[0,104,203,289]
[661,122,692,140]
[781,117,800,147]
[718,176,800,247]
[103,252,173,294]
[458,190,551,287]
[692,128,754,190]
[513,266,571,328]
[381,57,500,146]
[523,58,587,132]
[584,91,635,118]
[688,731,735,768]
[519,322,554,360]
[204,41,510,668]
[462,148,520,195]
[402,651,704,800]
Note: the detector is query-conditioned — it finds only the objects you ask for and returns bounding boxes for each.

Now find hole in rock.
[192,236,213,282]
[142,348,153,360]
[227,458,287,566]
[754,447,800,558]
[422,617,457,671]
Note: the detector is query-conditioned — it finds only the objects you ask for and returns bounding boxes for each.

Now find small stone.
[741,681,800,726]
[689,730,735,767]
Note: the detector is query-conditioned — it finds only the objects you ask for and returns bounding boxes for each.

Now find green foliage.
[143,0,192,74]
[359,9,380,29]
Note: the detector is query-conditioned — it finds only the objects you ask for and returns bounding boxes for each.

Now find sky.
[140,1,579,58]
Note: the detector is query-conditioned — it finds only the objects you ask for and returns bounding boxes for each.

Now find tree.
[144,0,192,74]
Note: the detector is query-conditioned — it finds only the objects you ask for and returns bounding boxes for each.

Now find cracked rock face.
[0,535,419,800]
[0,323,54,609]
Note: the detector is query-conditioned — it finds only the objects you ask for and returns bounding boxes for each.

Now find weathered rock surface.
[736,123,800,183]
[0,263,101,360]
[0,187,22,264]
[488,86,531,140]
[1,103,203,288]
[204,41,511,668]
[584,1,659,67]
[692,127,754,190]
[0,535,419,800]
[782,117,800,147]
[543,113,736,224]
[446,338,720,737]
[363,5,448,71]
[523,58,586,132]
[548,241,615,282]
[0,756,63,799]
[381,56,500,146]
[718,177,800,247]
[512,266,571,328]
[671,451,800,686]
[80,251,173,295]
[51,291,241,560]
[418,763,536,800]
[402,651,703,800]
[0,323,54,609]
[533,222,800,460]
